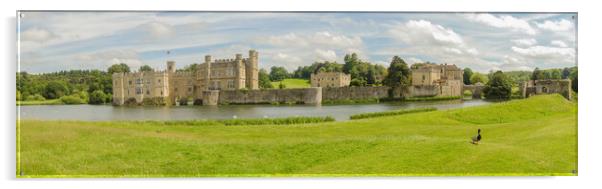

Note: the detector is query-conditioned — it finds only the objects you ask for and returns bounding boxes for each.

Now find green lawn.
[17,94,577,177]
[271,78,311,88]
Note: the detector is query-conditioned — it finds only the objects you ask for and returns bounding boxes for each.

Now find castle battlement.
[112,50,259,105]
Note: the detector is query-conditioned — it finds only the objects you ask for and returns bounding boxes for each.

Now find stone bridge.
[463,83,485,99]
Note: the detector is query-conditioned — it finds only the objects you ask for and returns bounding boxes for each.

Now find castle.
[410,63,464,97]
[310,72,351,88]
[112,50,259,105]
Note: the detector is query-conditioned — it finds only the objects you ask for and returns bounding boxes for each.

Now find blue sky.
[18,12,576,73]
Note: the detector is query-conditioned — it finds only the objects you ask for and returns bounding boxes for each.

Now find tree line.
[17,54,578,103]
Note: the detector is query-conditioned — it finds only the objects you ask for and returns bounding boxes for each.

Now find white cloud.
[405,57,424,64]
[20,28,56,43]
[264,32,362,49]
[143,22,174,38]
[511,45,574,58]
[512,38,537,46]
[389,20,464,46]
[388,20,478,56]
[536,19,574,32]
[464,14,536,35]
[550,40,568,47]
[314,49,337,62]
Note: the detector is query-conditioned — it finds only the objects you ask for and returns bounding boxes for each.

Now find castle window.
[146,90,150,95]
[188,87,192,92]
[161,91,163,96]
[129,80,132,85]
[136,88,142,95]
[158,79,161,83]
[175,88,178,92]
[227,80,235,89]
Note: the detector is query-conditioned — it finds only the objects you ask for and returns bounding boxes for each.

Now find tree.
[278,82,286,89]
[43,81,69,99]
[258,69,273,89]
[139,65,154,72]
[383,56,410,87]
[483,71,512,99]
[551,69,562,79]
[269,66,289,81]
[470,73,488,84]
[107,63,130,74]
[463,68,473,85]
[562,67,571,79]
[570,68,578,92]
[89,90,107,104]
[531,67,544,80]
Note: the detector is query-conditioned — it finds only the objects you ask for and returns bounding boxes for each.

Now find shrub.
[89,90,107,104]
[404,96,461,101]
[142,97,168,106]
[193,99,203,105]
[483,71,512,100]
[60,95,85,104]
[220,116,335,126]
[26,94,46,101]
[124,98,138,106]
[350,107,437,120]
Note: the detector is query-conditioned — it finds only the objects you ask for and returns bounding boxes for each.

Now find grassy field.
[17,94,577,177]
[271,78,310,88]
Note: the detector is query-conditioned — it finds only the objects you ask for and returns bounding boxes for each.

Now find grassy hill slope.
[271,78,310,88]
[18,94,577,177]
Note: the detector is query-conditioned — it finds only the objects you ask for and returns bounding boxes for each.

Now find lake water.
[18,99,491,121]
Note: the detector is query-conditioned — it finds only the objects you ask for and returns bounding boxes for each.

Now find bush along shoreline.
[349,107,437,120]
[134,116,336,126]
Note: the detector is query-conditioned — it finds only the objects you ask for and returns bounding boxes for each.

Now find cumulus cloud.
[536,19,574,32]
[140,21,174,39]
[388,20,477,56]
[464,14,536,35]
[389,20,464,46]
[512,38,537,46]
[20,28,56,43]
[511,45,574,58]
[550,40,568,47]
[314,49,337,62]
[264,32,362,49]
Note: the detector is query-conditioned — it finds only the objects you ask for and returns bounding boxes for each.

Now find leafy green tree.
[17,91,22,101]
[470,73,488,84]
[43,81,69,99]
[278,82,286,89]
[383,56,410,87]
[463,68,473,85]
[562,67,571,79]
[570,68,578,92]
[531,67,544,80]
[551,69,562,79]
[258,69,273,89]
[107,63,130,74]
[483,71,512,99]
[177,63,199,72]
[350,78,367,86]
[89,90,107,104]
[269,66,289,82]
[139,65,154,72]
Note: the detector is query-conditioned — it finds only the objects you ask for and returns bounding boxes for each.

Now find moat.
[18,99,491,121]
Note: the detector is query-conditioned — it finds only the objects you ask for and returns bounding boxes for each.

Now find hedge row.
[349,107,437,120]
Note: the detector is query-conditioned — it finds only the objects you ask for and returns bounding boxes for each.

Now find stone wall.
[218,87,322,105]
[322,86,391,101]
[409,85,439,97]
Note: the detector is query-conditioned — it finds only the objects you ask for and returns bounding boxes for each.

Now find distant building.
[410,63,464,97]
[520,79,572,100]
[310,72,351,88]
[112,50,259,105]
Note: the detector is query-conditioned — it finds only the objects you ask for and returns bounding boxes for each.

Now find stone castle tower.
[245,50,259,89]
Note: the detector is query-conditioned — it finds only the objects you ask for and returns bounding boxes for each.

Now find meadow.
[17,94,577,177]
[271,78,311,88]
